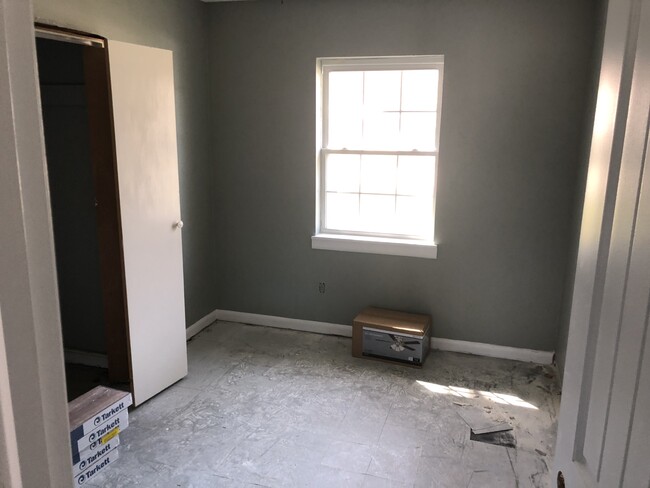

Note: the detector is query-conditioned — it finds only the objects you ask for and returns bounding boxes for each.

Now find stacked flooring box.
[68,386,132,486]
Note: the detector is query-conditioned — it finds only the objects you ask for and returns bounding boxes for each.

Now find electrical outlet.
[318,282,326,294]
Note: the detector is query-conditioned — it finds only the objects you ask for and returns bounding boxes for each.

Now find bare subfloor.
[86,321,560,487]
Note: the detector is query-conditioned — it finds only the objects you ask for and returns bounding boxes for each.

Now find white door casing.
[107,41,187,406]
[555,0,650,486]
[0,0,74,485]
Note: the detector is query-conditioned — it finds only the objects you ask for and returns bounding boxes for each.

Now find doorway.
[35,26,131,400]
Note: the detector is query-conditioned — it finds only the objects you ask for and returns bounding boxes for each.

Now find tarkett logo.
[84,442,112,465]
[97,417,121,436]
[99,402,126,422]
[76,457,111,486]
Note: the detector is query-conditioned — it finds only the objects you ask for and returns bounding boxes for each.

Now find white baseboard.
[187,309,554,365]
[64,349,108,368]
[186,309,219,340]
[429,337,553,365]
[214,309,352,338]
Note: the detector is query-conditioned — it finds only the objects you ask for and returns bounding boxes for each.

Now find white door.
[555,0,650,486]
[108,41,187,406]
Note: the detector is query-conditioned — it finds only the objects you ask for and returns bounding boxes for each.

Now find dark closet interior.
[36,30,131,400]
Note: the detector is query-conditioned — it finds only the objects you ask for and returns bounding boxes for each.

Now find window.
[313,56,443,259]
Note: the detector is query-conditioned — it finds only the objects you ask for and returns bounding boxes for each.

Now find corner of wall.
[555,0,609,383]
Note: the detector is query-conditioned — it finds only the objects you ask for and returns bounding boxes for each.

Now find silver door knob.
[174,220,184,229]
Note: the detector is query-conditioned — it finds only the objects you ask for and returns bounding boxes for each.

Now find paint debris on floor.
[82,321,560,488]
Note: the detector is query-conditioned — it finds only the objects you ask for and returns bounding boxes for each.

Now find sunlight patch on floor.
[416,380,538,409]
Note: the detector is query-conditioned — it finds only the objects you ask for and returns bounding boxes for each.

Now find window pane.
[326,193,359,231]
[401,70,439,112]
[360,194,395,234]
[328,71,363,148]
[396,195,433,237]
[360,155,397,194]
[363,112,400,149]
[400,112,436,150]
[364,70,401,112]
[397,156,435,196]
[326,154,360,193]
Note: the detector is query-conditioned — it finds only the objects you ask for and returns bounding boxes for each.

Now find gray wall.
[33,0,215,326]
[37,39,106,353]
[555,0,608,378]
[209,0,598,351]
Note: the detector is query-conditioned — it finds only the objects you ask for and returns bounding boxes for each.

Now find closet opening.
[35,25,131,401]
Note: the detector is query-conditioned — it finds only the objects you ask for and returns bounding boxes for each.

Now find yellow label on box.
[101,427,119,444]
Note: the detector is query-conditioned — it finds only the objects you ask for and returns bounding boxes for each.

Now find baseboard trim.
[64,349,108,368]
[186,309,219,340]
[188,309,554,365]
[214,309,352,338]
[429,337,553,364]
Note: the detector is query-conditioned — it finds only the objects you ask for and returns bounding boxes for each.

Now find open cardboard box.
[352,307,431,367]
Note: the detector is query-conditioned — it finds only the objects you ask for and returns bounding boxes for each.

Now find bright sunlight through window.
[416,380,538,410]
[314,56,444,258]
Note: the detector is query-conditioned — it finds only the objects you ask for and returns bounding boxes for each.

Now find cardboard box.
[73,435,120,477]
[353,307,431,366]
[74,448,119,486]
[69,386,131,452]
[72,410,128,455]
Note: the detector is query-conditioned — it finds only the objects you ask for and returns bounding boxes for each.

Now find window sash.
[323,149,437,157]
[321,57,444,153]
[319,149,436,240]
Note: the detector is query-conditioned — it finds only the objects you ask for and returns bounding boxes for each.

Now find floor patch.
[470,429,517,448]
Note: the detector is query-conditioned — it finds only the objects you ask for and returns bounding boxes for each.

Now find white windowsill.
[311,234,438,259]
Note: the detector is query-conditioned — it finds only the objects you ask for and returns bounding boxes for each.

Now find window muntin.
[318,56,443,243]
[326,69,439,151]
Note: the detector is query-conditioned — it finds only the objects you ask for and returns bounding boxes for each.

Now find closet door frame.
[35,23,132,386]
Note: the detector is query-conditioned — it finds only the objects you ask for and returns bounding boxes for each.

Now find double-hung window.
[313,56,444,259]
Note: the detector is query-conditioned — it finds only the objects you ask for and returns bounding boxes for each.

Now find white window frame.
[313,55,444,259]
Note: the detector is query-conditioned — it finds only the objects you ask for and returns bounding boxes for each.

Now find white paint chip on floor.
[84,321,560,487]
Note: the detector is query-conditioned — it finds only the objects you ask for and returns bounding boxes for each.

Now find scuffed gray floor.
[86,321,560,487]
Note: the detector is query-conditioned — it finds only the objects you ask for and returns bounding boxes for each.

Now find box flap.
[354,307,431,335]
